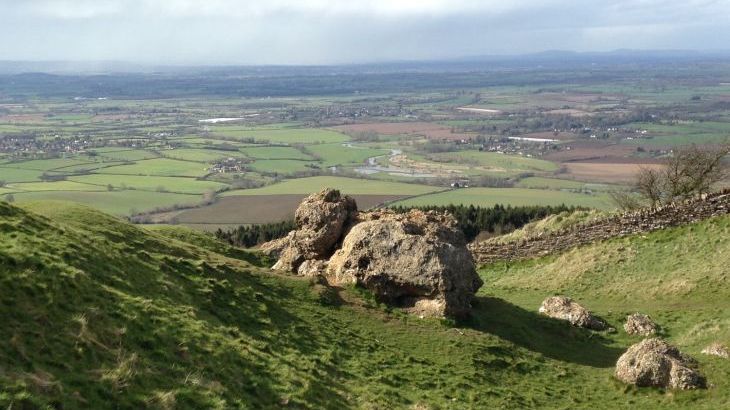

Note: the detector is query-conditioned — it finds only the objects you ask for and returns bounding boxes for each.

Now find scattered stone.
[272,189,357,272]
[624,313,658,336]
[538,296,607,330]
[327,209,483,318]
[701,342,729,359]
[615,338,705,390]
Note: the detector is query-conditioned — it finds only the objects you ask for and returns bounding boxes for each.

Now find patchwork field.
[332,121,475,140]
[393,187,614,209]
[68,174,227,194]
[211,126,349,144]
[220,176,442,196]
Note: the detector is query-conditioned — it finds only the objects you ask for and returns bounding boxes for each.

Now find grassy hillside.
[1,201,729,409]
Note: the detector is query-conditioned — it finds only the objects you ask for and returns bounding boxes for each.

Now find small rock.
[624,313,658,336]
[615,338,705,390]
[538,296,607,330]
[701,342,729,359]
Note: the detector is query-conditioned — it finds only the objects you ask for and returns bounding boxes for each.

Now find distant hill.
[1,200,729,408]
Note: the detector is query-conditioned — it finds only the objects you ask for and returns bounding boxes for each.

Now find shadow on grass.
[462,296,624,368]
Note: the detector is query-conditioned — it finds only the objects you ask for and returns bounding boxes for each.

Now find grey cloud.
[1,0,728,64]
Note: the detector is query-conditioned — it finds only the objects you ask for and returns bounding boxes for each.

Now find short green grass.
[1,201,729,408]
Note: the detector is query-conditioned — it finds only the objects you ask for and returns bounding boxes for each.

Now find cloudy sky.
[1,0,729,65]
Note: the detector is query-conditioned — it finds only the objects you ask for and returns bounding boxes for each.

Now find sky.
[1,0,730,65]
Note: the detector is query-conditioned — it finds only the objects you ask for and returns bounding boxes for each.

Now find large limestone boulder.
[327,209,483,318]
[272,189,357,272]
[538,296,607,330]
[259,236,289,259]
[624,313,658,336]
[615,338,705,389]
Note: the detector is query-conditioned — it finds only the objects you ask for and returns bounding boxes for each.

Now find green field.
[307,143,389,167]
[211,127,349,144]
[623,121,730,146]
[1,200,728,408]
[92,149,160,161]
[239,146,313,160]
[98,158,210,177]
[424,151,558,173]
[0,167,45,183]
[394,187,614,209]
[68,174,228,194]
[10,190,202,215]
[5,180,104,192]
[4,158,95,171]
[249,159,318,174]
[161,148,245,163]
[221,176,441,196]
[515,176,620,192]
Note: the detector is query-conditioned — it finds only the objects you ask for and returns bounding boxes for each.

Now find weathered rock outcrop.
[615,338,705,390]
[701,342,729,359]
[267,189,482,317]
[538,296,607,330]
[271,189,357,272]
[624,313,658,336]
[328,210,483,318]
[259,236,289,259]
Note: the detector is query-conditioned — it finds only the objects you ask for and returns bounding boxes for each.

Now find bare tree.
[631,142,730,206]
[663,143,729,200]
[635,166,664,206]
[609,190,643,211]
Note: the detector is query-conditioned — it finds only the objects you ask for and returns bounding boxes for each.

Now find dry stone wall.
[470,189,730,265]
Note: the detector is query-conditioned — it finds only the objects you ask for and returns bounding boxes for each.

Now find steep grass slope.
[0,201,729,409]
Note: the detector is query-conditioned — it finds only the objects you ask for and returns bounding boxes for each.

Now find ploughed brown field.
[331,121,474,140]
[563,162,665,183]
[171,194,406,225]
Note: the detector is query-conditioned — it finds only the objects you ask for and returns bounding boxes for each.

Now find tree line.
[215,203,576,248]
[390,203,578,241]
[215,220,296,248]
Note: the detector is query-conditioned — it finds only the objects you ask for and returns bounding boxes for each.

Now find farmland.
[393,187,614,209]
[1,58,729,226]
